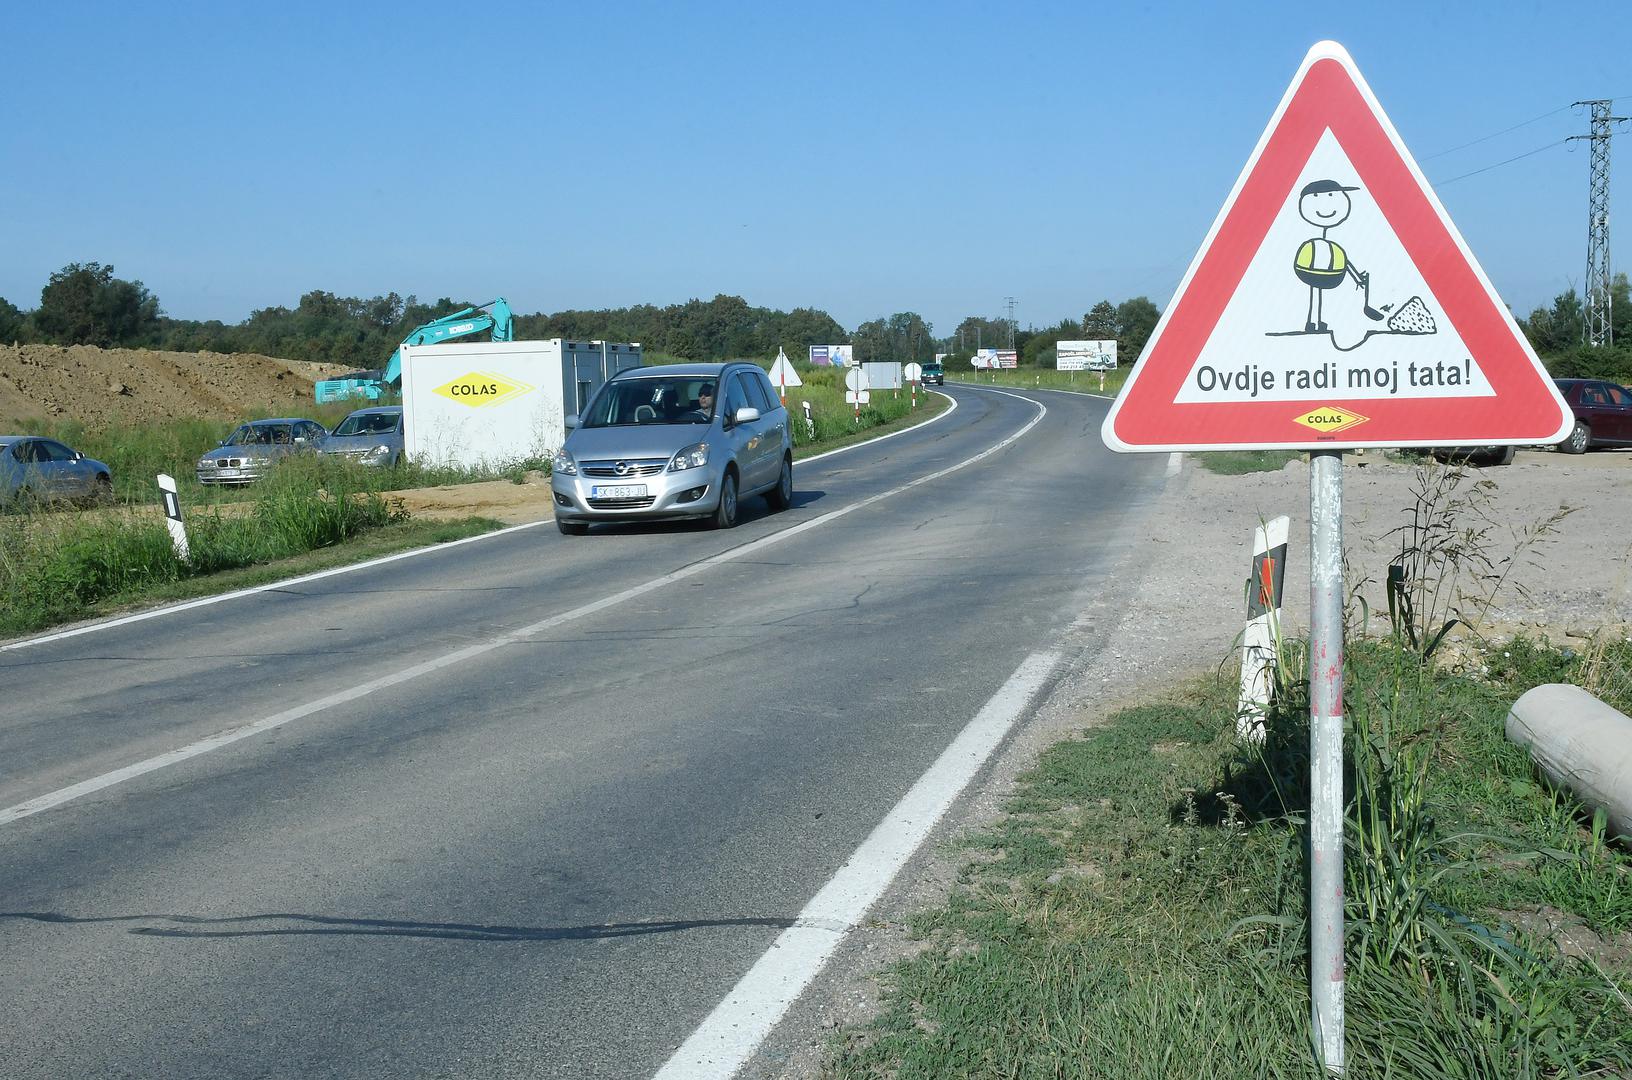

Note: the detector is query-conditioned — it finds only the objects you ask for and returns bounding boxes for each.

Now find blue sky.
[3,0,1627,337]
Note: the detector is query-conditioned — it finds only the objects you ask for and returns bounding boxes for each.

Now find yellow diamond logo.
[1293,406,1369,435]
[432,371,534,408]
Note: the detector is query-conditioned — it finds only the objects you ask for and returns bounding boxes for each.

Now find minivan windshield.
[582,377,716,427]
[333,412,400,436]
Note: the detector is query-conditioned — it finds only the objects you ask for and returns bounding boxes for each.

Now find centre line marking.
[0,392,1044,827]
[652,649,1062,1080]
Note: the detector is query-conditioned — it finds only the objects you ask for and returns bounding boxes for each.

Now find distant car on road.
[550,362,793,534]
[196,418,328,485]
[0,435,113,506]
[1552,378,1632,454]
[318,406,403,468]
[922,362,945,386]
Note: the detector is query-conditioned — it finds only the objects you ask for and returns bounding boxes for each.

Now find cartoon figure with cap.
[1294,179,1386,333]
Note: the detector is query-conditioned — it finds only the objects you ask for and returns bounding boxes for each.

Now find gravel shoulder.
[748,442,1627,1078]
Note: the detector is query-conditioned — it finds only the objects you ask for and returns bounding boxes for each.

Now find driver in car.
[690,382,716,421]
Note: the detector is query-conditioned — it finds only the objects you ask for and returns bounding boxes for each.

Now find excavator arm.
[381,298,514,387]
[316,298,514,403]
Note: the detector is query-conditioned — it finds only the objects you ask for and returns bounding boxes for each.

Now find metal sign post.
[1309,449,1345,1072]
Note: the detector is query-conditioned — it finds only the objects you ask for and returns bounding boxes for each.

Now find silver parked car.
[195,418,328,485]
[0,435,113,506]
[318,406,404,468]
[550,362,793,534]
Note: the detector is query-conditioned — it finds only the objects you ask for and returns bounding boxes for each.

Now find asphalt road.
[0,385,1165,1079]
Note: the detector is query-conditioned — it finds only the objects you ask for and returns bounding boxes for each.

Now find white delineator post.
[801,401,814,441]
[156,473,190,562]
[1309,450,1345,1073]
[1237,515,1289,743]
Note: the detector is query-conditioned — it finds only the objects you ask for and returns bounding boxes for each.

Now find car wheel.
[712,470,739,530]
[765,456,793,511]
[1560,420,1591,455]
[89,474,114,505]
[557,518,588,536]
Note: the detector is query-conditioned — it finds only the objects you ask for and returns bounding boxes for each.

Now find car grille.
[582,458,667,478]
[215,457,244,468]
[587,495,657,509]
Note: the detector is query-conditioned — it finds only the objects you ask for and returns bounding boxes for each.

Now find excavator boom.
[316,298,515,403]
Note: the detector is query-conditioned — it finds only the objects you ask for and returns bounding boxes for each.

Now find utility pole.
[1004,296,1017,348]
[1570,100,1628,347]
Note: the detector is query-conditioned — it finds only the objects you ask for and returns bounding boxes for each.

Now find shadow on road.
[0,910,795,942]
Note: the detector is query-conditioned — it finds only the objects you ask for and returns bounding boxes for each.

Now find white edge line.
[0,520,548,653]
[0,394,1046,827]
[652,649,1062,1080]
[2,394,962,655]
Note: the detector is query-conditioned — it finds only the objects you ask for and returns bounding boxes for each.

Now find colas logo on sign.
[1293,406,1369,435]
[432,371,535,408]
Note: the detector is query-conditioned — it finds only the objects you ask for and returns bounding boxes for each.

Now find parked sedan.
[0,435,113,505]
[318,406,403,468]
[195,418,328,485]
[1553,378,1632,454]
[550,362,793,534]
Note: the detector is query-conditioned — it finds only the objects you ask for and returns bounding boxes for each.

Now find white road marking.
[1,393,961,656]
[0,393,1045,826]
[1167,451,1184,477]
[652,649,1062,1080]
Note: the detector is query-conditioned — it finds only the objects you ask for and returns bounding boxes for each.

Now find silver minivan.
[550,362,793,534]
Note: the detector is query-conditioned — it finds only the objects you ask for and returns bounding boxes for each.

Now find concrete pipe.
[1506,683,1632,842]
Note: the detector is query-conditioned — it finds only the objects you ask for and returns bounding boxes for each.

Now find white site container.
[401,339,642,469]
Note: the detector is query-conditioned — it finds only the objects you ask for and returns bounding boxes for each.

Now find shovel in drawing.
[1355,270,1386,321]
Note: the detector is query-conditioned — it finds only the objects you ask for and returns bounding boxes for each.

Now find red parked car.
[1552,378,1632,454]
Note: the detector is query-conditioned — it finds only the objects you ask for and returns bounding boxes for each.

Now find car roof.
[238,417,314,426]
[344,406,402,415]
[610,362,747,380]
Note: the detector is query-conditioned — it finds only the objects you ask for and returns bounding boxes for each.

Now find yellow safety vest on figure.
[1295,239,1347,289]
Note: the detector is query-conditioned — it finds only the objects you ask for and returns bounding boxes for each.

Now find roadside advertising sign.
[1057,340,1117,372]
[862,361,903,391]
[1101,42,1570,453]
[808,345,854,367]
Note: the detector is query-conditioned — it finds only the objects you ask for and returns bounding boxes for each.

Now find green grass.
[829,638,1632,1078]
[0,454,510,636]
[945,367,1129,396]
[1194,450,1303,475]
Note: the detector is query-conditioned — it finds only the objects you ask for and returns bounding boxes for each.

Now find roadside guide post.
[1098,41,1572,1074]
[1238,515,1290,743]
[801,400,814,440]
[156,473,190,562]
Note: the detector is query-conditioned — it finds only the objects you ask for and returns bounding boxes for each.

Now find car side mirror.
[564,414,579,430]
[73,450,84,460]
[733,407,760,425]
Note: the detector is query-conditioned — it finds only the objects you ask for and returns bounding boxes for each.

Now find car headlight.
[669,442,709,472]
[552,448,578,476]
[362,444,393,462]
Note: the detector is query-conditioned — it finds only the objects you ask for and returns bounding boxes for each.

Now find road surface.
[0,385,1165,1079]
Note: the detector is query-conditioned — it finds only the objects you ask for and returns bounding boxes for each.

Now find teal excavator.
[314,298,514,403]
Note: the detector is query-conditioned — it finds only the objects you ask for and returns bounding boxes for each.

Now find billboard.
[861,361,903,390]
[1057,339,1118,371]
[973,348,1018,369]
[808,344,854,367]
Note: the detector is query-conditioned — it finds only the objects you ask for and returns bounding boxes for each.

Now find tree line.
[5,262,1628,378]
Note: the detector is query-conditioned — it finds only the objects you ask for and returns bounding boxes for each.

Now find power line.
[1434,139,1570,187]
[1420,104,1574,161]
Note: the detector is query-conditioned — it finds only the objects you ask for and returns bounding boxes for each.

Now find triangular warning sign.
[1103,41,1571,452]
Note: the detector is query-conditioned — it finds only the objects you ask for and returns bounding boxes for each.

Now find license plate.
[592,484,646,499]
[217,468,241,477]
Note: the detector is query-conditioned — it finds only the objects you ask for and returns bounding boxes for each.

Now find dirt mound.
[0,344,354,429]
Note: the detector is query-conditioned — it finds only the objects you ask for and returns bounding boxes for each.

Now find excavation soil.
[0,343,349,428]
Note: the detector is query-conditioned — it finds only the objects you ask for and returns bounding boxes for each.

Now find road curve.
[0,385,1165,1079]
